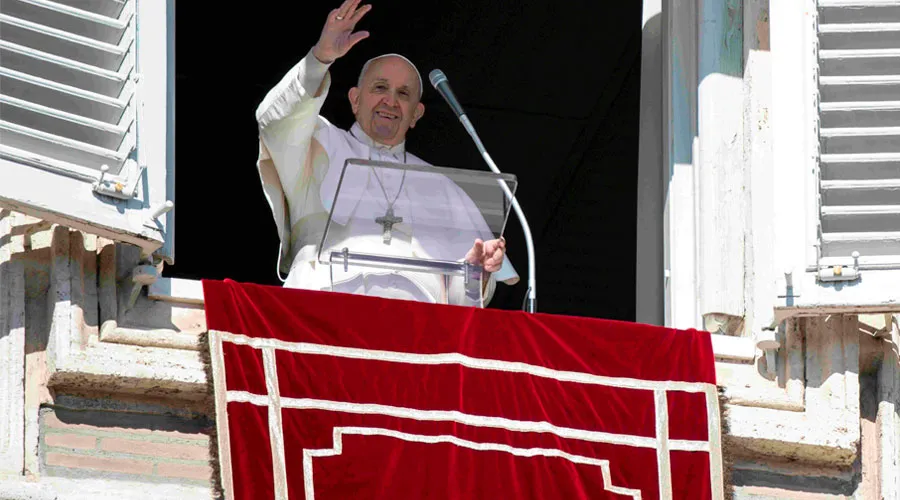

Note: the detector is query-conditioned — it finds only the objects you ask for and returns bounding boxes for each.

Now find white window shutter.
[817,1,900,270]
[0,0,174,259]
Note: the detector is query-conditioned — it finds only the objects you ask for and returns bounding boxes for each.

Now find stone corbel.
[98,239,205,352]
[125,255,164,311]
[40,234,208,402]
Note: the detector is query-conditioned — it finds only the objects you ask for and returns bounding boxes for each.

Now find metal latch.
[92,163,146,200]
[817,251,861,283]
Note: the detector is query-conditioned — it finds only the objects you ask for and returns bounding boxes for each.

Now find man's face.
[349,57,425,146]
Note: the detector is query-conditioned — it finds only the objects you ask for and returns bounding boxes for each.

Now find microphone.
[429,68,538,313]
[429,69,486,153]
[428,69,467,119]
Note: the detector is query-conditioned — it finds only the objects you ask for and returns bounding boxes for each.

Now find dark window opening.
[168,1,642,319]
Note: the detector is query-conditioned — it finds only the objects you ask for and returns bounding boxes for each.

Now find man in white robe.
[255,0,518,305]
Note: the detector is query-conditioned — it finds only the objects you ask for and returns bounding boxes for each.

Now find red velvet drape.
[205,280,717,500]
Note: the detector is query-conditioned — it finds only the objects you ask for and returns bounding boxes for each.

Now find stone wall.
[0,211,211,500]
[716,314,900,499]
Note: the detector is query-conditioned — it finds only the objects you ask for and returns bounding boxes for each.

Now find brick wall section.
[40,405,213,484]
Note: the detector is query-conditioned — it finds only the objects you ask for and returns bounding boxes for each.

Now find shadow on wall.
[635,9,664,326]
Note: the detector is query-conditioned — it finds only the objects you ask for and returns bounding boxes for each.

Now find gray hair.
[357,53,424,100]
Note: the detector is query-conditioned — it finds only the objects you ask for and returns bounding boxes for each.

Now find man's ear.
[348,87,360,114]
[410,102,425,128]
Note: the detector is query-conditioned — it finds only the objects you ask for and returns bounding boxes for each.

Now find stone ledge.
[715,361,806,412]
[43,476,208,500]
[725,404,859,466]
[48,342,207,402]
[722,389,805,412]
[99,321,201,352]
[710,334,757,362]
[0,481,57,500]
[147,278,204,305]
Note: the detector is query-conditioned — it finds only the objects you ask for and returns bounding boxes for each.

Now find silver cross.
[375,207,403,245]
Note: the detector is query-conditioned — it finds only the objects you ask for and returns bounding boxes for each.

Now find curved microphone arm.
[459,115,537,313]
[429,69,537,312]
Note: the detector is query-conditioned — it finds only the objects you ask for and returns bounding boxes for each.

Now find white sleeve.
[256,48,330,127]
[257,48,333,204]
[482,273,497,306]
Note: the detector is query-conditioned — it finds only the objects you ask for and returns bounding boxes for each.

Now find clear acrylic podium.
[317,159,517,307]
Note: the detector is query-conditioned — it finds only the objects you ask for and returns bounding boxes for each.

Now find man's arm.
[257,0,370,128]
[256,51,332,201]
[255,51,331,130]
[256,0,372,209]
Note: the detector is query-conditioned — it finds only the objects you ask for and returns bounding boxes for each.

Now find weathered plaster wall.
[697,0,746,323]
[0,210,27,480]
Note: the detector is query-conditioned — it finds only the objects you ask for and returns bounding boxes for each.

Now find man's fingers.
[337,0,360,19]
[467,238,504,268]
[483,239,503,255]
[345,31,369,50]
[336,0,355,18]
[486,250,504,272]
[468,240,484,260]
[483,240,505,272]
[349,3,371,23]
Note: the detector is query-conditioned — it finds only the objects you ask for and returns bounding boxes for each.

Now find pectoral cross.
[375,207,403,245]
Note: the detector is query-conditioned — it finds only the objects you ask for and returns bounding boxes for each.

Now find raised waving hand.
[313,0,372,64]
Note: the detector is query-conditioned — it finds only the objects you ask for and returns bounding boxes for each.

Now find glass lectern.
[317,159,517,308]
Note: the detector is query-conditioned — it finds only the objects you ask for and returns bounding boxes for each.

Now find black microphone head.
[429,69,447,88]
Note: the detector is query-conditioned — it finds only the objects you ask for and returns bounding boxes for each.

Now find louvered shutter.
[817,0,900,270]
[0,0,173,258]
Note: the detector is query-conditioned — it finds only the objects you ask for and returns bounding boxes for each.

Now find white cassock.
[255,48,519,305]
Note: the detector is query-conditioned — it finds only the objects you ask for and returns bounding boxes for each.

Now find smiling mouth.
[375,111,399,120]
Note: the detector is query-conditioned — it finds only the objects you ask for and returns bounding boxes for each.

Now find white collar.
[350,122,406,157]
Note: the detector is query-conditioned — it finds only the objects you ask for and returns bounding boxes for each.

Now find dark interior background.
[167,1,642,320]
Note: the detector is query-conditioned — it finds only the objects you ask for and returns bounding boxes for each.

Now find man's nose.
[382,92,400,107]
